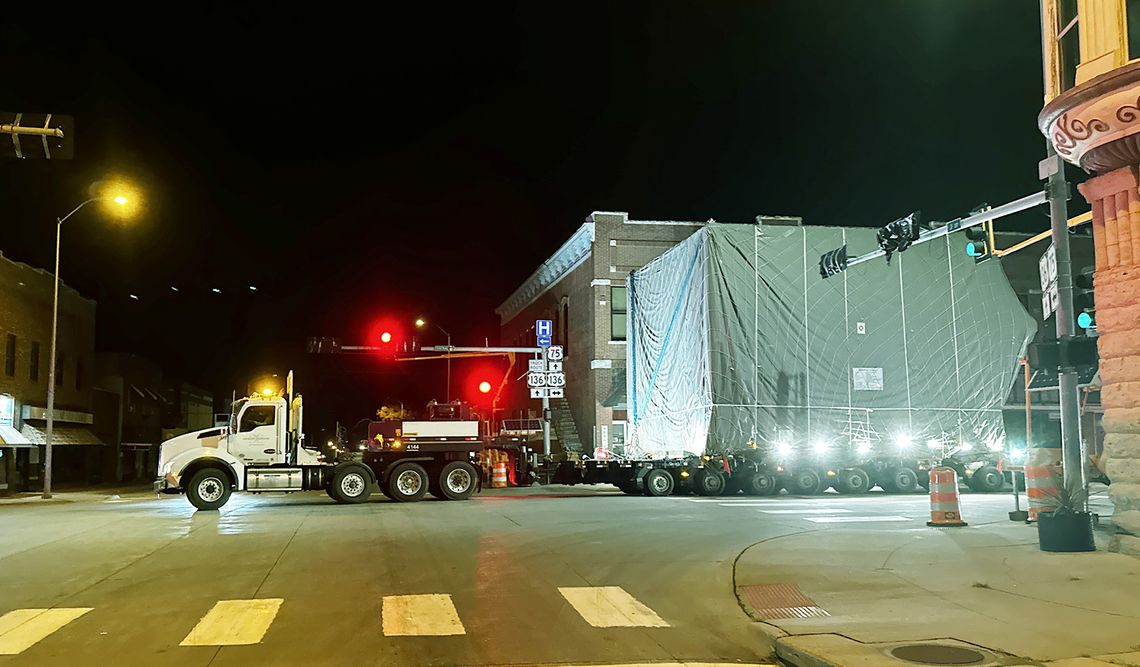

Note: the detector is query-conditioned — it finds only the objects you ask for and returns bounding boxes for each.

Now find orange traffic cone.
[927,466,968,527]
[491,462,508,488]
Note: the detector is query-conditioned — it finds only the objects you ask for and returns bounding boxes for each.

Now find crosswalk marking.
[0,608,92,655]
[758,508,853,514]
[558,586,670,628]
[179,599,283,646]
[804,515,909,523]
[382,594,465,636]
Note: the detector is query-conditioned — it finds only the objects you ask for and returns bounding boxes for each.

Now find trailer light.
[358,445,366,451]
[775,442,793,457]
[392,439,402,449]
[776,466,785,473]
[856,442,871,455]
[679,470,690,478]
[812,441,829,455]
[826,469,837,477]
[895,435,912,450]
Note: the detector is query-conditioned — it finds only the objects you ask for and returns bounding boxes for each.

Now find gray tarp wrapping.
[627,222,1036,460]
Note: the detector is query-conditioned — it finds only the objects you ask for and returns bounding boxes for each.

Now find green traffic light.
[966,241,984,257]
[1077,312,1094,329]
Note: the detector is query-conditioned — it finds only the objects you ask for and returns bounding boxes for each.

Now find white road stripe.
[180,599,283,646]
[804,515,910,523]
[0,608,92,655]
[758,508,853,514]
[382,594,465,636]
[558,586,670,628]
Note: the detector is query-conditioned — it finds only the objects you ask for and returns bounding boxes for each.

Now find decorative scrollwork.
[1117,95,1140,123]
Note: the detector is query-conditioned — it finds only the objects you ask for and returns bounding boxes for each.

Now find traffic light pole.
[1042,148,1087,494]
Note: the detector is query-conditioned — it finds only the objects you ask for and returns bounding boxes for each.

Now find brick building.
[0,251,100,493]
[496,212,799,458]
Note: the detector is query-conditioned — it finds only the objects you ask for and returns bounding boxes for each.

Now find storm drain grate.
[738,583,830,620]
[889,644,987,665]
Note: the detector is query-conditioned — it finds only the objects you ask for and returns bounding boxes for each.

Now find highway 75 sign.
[528,346,566,398]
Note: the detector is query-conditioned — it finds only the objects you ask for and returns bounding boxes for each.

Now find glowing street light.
[415,317,452,403]
[43,180,141,499]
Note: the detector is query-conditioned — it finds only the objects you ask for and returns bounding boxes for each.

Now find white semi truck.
[155,375,483,510]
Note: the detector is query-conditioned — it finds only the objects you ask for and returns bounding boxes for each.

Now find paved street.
[0,486,1096,667]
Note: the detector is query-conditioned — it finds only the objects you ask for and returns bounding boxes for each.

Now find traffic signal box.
[1074,270,1095,332]
[964,220,993,263]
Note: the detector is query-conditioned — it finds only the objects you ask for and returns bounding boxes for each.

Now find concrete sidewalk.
[735,519,1140,667]
[0,483,156,505]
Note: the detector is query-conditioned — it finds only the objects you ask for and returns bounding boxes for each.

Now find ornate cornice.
[495,222,595,323]
[1040,60,1140,172]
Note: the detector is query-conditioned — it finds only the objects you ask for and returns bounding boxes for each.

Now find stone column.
[1077,166,1140,555]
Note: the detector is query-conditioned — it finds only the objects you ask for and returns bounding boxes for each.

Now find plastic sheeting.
[627,223,1036,460]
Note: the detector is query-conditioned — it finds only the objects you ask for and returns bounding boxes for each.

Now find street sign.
[1040,243,1058,319]
[527,372,547,387]
[547,345,564,361]
[537,335,551,347]
[547,372,566,387]
[547,361,562,373]
[548,387,564,398]
[529,387,546,399]
[528,359,545,372]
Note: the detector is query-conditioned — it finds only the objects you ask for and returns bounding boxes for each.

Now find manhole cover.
[889,644,987,665]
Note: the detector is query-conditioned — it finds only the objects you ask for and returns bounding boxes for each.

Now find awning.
[602,368,627,409]
[0,424,34,447]
[20,423,105,446]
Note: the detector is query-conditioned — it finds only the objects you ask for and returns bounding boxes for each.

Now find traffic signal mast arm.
[840,190,1048,273]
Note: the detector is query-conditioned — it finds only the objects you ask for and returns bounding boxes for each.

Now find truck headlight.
[856,442,871,455]
[776,442,793,457]
[812,441,829,455]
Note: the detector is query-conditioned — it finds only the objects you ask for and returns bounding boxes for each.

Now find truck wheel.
[643,469,674,497]
[439,462,478,500]
[695,469,726,496]
[968,465,1004,493]
[388,462,429,502]
[187,467,232,511]
[836,467,871,494]
[743,471,778,496]
[785,469,822,496]
[330,464,373,504]
[883,467,919,493]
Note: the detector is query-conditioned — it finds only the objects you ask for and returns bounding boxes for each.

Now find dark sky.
[1,1,1064,431]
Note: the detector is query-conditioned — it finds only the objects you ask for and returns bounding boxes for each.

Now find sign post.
[527,341,565,457]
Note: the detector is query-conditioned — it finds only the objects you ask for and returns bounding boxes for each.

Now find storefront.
[0,393,34,494]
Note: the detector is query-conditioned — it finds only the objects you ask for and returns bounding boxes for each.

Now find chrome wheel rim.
[397,470,422,495]
[650,474,669,493]
[445,468,472,494]
[340,472,366,497]
[197,477,223,503]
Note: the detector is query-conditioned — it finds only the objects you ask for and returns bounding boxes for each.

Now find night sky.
[1,1,1068,432]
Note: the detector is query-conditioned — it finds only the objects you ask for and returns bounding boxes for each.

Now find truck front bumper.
[154,475,181,495]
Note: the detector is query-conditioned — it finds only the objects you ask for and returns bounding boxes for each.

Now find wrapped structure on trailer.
[627,222,1036,462]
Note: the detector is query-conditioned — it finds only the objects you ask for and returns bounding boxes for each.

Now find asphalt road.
[0,485,1102,667]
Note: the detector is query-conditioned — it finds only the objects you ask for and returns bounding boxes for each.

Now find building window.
[1058,0,1079,91]
[610,286,627,341]
[76,359,84,391]
[1129,0,1140,60]
[4,334,14,377]
[559,296,569,347]
[30,342,40,382]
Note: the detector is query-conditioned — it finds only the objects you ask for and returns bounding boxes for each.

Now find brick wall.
[0,252,96,413]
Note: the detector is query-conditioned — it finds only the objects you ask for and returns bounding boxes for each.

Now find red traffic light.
[478,381,492,394]
[380,331,393,344]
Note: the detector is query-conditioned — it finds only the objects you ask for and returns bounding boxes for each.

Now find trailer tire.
[883,467,919,493]
[330,464,373,504]
[643,469,674,497]
[969,465,1004,493]
[743,471,779,496]
[836,467,871,494]
[695,469,726,496]
[439,462,478,500]
[388,462,429,502]
[785,469,823,496]
[186,467,232,511]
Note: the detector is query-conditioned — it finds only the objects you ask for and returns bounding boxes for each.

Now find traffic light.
[380,331,393,344]
[478,381,492,394]
[875,211,922,264]
[1074,269,1095,332]
[964,221,992,263]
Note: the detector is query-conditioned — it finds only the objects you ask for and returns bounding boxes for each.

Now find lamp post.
[415,317,452,403]
[42,194,130,499]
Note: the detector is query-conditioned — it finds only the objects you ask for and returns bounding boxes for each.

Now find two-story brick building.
[496,211,800,458]
[0,251,100,493]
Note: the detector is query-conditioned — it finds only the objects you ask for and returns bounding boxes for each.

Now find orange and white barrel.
[927,466,968,527]
[491,462,508,488]
[1025,447,1061,522]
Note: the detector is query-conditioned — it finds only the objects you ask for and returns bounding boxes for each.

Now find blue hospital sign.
[536,320,552,337]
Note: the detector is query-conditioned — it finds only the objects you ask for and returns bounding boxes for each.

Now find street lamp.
[414,317,452,403]
[43,186,136,499]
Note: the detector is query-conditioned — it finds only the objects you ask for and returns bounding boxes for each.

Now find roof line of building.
[495,222,595,323]
[0,249,96,305]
